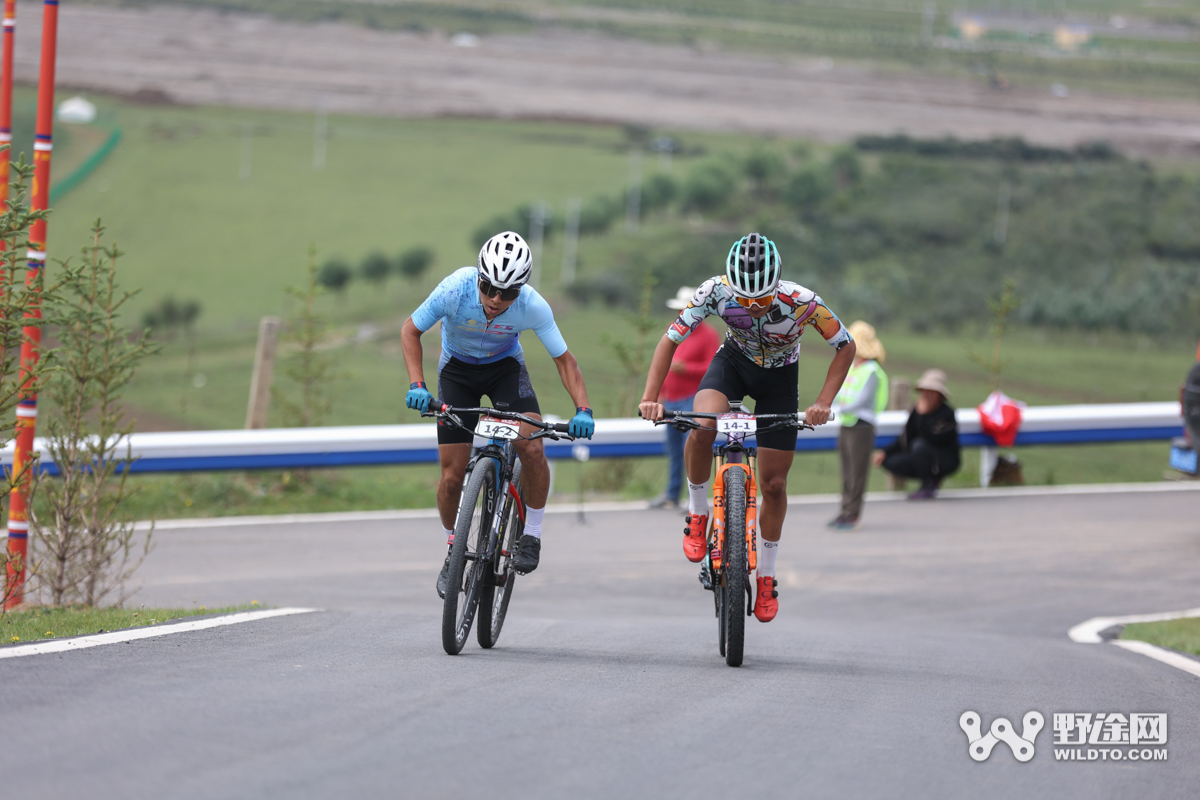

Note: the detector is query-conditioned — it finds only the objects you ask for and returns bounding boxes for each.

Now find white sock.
[525,506,545,539]
[444,527,454,546]
[687,481,710,517]
[758,539,779,578]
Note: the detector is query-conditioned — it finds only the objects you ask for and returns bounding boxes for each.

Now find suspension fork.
[710,450,726,570]
[746,453,758,573]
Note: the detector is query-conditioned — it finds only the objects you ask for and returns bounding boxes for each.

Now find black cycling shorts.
[696,344,799,451]
[436,356,541,445]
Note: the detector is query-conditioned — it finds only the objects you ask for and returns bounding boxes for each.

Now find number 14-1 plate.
[717,413,756,435]
[476,416,520,440]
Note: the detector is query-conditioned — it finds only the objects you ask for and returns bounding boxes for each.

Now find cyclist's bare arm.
[401,317,427,386]
[638,335,681,422]
[551,350,591,410]
[805,340,856,426]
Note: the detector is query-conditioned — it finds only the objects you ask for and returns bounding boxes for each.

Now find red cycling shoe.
[753,575,779,622]
[682,514,708,563]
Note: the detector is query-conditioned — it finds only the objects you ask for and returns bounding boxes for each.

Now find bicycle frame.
[646,405,827,665]
[458,439,522,582]
[425,401,573,654]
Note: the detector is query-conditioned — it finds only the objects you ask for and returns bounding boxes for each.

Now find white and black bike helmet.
[725,232,781,300]
[478,231,533,289]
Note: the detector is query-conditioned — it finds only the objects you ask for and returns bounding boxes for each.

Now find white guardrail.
[0,402,1183,475]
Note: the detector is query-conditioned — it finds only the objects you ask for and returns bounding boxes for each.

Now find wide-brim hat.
[915,368,949,398]
[666,286,697,310]
[846,320,885,364]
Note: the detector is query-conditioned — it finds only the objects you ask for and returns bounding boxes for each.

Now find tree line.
[479,134,1199,337]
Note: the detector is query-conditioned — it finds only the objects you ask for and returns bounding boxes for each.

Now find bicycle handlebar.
[422,400,575,440]
[637,408,833,424]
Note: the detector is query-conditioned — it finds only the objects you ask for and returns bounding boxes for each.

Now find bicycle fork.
[709,460,758,575]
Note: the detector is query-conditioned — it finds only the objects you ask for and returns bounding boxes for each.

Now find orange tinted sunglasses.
[735,295,773,310]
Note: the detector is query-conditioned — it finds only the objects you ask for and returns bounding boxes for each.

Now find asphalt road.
[3,487,1199,798]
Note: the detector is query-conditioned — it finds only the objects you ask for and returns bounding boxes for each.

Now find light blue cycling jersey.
[411,266,569,366]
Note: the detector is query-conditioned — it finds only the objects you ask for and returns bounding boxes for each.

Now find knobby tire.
[723,467,747,667]
[478,458,522,648]
[442,458,497,655]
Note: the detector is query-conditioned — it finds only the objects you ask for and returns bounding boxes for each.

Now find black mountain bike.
[423,401,575,655]
[648,405,826,666]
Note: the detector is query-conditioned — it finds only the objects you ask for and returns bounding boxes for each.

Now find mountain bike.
[423,400,575,655]
[648,404,827,667]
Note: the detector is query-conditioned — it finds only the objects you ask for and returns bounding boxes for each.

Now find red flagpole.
[0,0,14,197]
[5,0,57,608]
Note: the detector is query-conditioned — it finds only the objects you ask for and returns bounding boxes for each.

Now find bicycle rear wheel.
[442,458,497,655]
[478,458,522,648]
[722,467,748,667]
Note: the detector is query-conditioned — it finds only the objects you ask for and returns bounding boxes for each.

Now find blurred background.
[14,0,1200,514]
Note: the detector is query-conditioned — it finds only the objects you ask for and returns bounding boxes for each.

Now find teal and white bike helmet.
[478,231,533,289]
[725,232,781,300]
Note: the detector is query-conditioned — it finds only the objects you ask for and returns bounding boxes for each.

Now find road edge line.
[1070,608,1200,679]
[1110,640,1200,679]
[0,607,319,660]
[1068,607,1200,643]
[135,480,1200,531]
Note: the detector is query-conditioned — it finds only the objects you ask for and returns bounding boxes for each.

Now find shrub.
[34,221,159,606]
[359,251,391,285]
[142,296,201,334]
[317,259,352,294]
[642,174,678,212]
[682,159,738,212]
[397,246,435,280]
[577,194,623,235]
[784,168,832,212]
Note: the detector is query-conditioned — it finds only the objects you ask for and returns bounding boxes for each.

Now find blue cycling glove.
[569,407,595,440]
[406,381,433,413]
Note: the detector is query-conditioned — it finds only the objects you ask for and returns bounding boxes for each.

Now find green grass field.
[28,94,1199,518]
[1,603,256,643]
[1121,617,1200,658]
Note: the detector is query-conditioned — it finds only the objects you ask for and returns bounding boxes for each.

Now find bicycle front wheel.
[722,467,748,667]
[478,458,522,649]
[442,458,498,655]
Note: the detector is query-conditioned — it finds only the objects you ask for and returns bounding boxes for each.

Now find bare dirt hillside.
[14,4,1200,156]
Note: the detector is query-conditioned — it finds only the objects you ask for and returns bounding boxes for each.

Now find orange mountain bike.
[651,405,826,667]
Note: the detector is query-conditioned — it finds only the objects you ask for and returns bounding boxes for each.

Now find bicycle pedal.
[698,562,713,591]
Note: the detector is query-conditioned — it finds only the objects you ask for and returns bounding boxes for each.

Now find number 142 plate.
[476,416,520,440]
[717,413,756,435]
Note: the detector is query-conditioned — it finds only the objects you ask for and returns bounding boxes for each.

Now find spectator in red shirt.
[650,286,720,510]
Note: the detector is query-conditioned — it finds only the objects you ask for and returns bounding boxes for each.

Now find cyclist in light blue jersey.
[402,232,595,596]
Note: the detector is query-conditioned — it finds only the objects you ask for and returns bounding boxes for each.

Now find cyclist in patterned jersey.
[402,232,596,598]
[639,233,855,622]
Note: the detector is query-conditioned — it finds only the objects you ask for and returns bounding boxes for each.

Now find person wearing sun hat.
[828,321,889,530]
[648,286,720,511]
[874,367,961,500]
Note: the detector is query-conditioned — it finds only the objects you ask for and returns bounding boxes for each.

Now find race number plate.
[717,413,756,436]
[476,416,520,441]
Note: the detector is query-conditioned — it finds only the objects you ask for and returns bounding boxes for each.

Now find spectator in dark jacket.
[874,368,960,500]
[1184,340,1200,447]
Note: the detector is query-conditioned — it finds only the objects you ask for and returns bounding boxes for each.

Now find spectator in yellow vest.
[828,321,888,530]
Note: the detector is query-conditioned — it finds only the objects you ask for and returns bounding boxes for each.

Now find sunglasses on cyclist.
[478,278,521,302]
[735,294,774,310]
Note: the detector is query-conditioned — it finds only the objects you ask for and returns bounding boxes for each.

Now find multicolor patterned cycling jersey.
[667,276,852,368]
